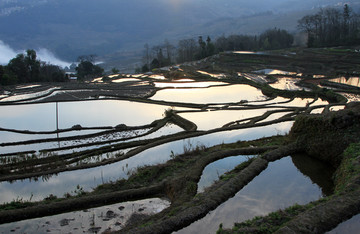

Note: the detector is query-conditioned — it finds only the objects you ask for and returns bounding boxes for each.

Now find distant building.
[65,72,77,81]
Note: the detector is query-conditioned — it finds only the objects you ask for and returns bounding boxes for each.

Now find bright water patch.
[151,84,266,104]
[179,109,271,130]
[239,72,268,84]
[112,78,141,83]
[0,87,59,102]
[154,81,228,88]
[15,84,42,89]
[0,100,170,131]
[0,102,57,131]
[197,71,226,79]
[257,111,294,123]
[233,51,255,54]
[330,77,360,87]
[197,155,255,193]
[56,100,168,128]
[254,69,296,75]
[270,77,310,91]
[330,105,345,111]
[272,98,314,107]
[340,92,360,102]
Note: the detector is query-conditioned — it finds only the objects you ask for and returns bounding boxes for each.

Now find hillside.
[1,0,359,65]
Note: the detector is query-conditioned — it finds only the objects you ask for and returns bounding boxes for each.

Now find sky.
[0,40,71,67]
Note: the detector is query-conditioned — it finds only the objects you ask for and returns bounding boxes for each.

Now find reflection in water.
[340,92,360,102]
[197,155,254,193]
[154,81,228,88]
[254,69,296,75]
[330,105,345,111]
[177,156,326,234]
[327,213,360,234]
[233,51,255,54]
[239,72,268,84]
[330,77,360,87]
[291,153,335,196]
[0,100,170,131]
[0,87,59,102]
[16,84,42,89]
[57,100,168,129]
[0,198,170,233]
[112,78,141,83]
[0,122,293,204]
[149,74,166,79]
[179,109,270,130]
[310,108,325,114]
[269,77,309,91]
[0,103,56,131]
[151,85,266,104]
[197,71,226,79]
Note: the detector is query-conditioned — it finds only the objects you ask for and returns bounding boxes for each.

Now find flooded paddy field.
[0,47,360,233]
[178,155,334,234]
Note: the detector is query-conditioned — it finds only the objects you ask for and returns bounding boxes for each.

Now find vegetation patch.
[334,142,360,193]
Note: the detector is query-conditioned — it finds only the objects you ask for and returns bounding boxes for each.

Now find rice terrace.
[0,47,359,233]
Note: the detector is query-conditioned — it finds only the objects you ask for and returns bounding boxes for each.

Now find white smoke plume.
[36,48,71,68]
[0,40,71,68]
[0,40,17,65]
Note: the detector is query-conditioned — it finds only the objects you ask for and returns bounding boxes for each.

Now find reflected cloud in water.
[177,156,328,234]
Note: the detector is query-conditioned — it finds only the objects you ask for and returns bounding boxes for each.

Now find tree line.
[75,55,104,80]
[0,51,104,85]
[139,28,294,72]
[0,50,66,85]
[298,4,360,47]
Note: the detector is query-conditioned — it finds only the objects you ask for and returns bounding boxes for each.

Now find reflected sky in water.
[0,198,170,233]
[197,155,254,193]
[330,77,360,87]
[151,84,266,104]
[178,156,325,234]
[0,103,56,131]
[154,81,228,88]
[179,109,270,130]
[0,100,170,131]
[270,77,309,91]
[57,100,168,129]
[327,213,360,234]
[0,122,293,204]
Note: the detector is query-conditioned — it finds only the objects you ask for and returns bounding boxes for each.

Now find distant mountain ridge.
[0,0,358,66]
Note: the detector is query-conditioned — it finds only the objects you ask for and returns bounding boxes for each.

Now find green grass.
[334,142,360,193]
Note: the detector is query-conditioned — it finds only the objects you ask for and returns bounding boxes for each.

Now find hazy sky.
[1,0,358,65]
